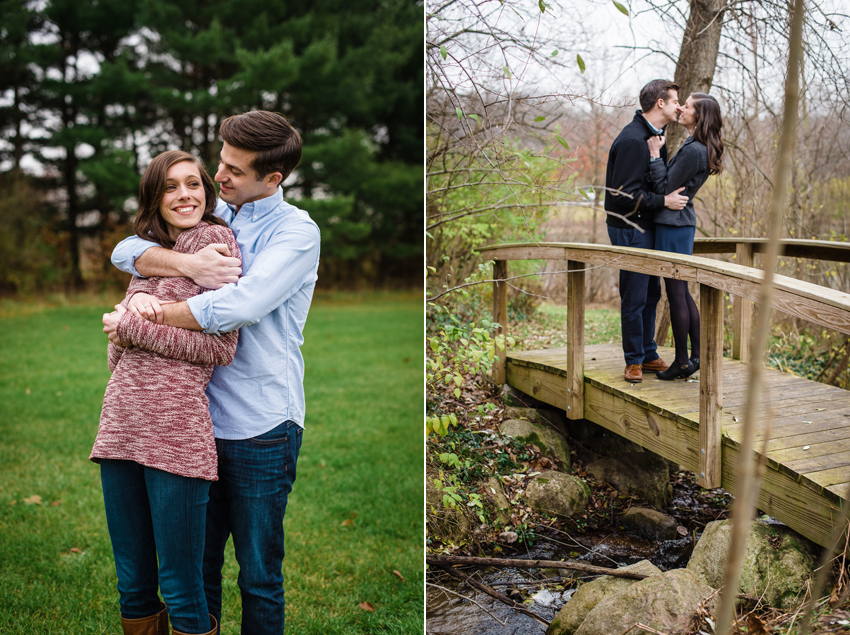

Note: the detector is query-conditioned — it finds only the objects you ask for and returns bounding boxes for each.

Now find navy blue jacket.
[648,136,709,227]
[604,111,669,230]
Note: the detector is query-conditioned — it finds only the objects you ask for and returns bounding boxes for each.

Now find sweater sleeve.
[107,342,125,372]
[648,144,703,195]
[116,311,238,366]
[608,137,666,212]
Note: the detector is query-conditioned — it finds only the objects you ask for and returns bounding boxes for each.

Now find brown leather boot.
[171,615,217,635]
[641,358,669,372]
[624,364,642,383]
[120,602,169,634]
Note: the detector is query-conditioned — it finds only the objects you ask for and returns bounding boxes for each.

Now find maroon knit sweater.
[90,221,241,481]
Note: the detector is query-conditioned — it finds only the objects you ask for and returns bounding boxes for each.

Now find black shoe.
[656,360,695,381]
[690,357,700,373]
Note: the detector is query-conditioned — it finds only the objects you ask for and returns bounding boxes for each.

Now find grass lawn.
[0,292,423,634]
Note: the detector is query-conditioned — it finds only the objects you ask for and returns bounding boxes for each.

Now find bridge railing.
[478,241,850,490]
[694,238,850,361]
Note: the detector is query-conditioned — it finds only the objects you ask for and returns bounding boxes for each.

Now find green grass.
[0,294,423,634]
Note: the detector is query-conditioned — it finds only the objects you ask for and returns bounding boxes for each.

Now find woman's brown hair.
[690,93,724,175]
[134,151,227,249]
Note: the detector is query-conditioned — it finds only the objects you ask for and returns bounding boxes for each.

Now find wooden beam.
[700,284,724,488]
[492,260,508,384]
[733,242,754,361]
[566,261,585,419]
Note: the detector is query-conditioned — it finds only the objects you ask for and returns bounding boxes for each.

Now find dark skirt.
[655,223,696,255]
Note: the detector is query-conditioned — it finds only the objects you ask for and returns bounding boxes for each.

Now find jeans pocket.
[248,420,296,445]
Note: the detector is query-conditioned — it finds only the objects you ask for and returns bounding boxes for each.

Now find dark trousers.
[607,225,662,365]
[202,420,303,635]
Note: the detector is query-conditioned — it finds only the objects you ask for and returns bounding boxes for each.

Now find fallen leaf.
[747,613,769,635]
[51,500,61,507]
[23,495,42,505]
[392,570,406,582]
[358,601,375,612]
[70,548,82,554]
[341,519,354,526]
[25,388,30,395]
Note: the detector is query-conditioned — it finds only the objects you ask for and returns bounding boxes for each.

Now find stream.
[426,476,731,634]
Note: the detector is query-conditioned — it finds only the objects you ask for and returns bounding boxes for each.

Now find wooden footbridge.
[480,239,850,548]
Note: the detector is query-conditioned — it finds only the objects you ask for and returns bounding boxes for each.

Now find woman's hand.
[647,135,665,158]
[103,304,127,345]
[128,293,165,324]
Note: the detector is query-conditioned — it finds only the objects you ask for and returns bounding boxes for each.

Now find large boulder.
[546,560,661,635]
[617,507,680,542]
[575,568,716,635]
[687,519,821,608]
[586,452,672,509]
[501,419,571,468]
[525,471,590,518]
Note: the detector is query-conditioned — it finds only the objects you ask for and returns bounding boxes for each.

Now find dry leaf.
[341,519,354,526]
[392,570,406,582]
[70,548,82,554]
[747,613,769,635]
[358,601,375,612]
[23,495,42,505]
[51,500,61,507]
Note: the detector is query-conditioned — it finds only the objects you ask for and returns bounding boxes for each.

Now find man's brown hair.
[219,111,302,183]
[639,79,679,113]
[134,150,226,249]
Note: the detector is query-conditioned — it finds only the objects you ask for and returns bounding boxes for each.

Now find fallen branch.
[428,554,646,579]
[430,560,551,628]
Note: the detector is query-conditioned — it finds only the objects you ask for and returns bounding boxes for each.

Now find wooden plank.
[582,382,701,472]
[694,237,850,264]
[721,445,842,547]
[566,261,585,419]
[506,362,569,411]
[733,242,754,361]
[493,260,508,384]
[700,284,724,488]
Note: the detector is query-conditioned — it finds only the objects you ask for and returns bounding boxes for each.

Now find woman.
[647,93,724,380]
[90,151,241,635]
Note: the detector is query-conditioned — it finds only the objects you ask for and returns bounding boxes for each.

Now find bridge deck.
[507,343,850,547]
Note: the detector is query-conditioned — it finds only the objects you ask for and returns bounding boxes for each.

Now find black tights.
[664,279,700,365]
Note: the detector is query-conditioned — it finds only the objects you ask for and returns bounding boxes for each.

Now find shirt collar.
[225,188,284,220]
[636,110,666,136]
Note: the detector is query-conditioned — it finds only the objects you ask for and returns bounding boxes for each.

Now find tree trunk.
[668,0,726,153]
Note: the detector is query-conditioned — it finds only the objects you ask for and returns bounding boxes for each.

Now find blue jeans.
[203,420,303,635]
[100,460,212,633]
[608,225,662,365]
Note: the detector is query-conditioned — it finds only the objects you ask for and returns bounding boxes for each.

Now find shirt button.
[253,215,257,220]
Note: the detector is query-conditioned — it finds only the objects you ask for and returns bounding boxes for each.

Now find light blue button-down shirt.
[111,189,321,439]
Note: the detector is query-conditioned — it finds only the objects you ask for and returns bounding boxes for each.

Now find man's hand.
[103,304,127,345]
[648,135,665,157]
[183,244,242,289]
[128,293,165,324]
[664,187,688,210]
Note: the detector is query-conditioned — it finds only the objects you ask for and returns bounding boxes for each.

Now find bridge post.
[733,243,754,361]
[493,260,508,385]
[566,260,585,419]
[699,284,724,489]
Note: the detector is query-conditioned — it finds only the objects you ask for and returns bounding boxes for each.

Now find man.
[106,110,320,634]
[605,79,688,383]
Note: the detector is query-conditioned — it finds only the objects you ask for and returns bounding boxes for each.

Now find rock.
[546,560,660,635]
[501,419,571,468]
[687,519,821,608]
[485,476,512,525]
[575,568,716,635]
[616,507,680,542]
[524,470,590,518]
[498,531,518,543]
[505,406,568,432]
[586,452,672,509]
